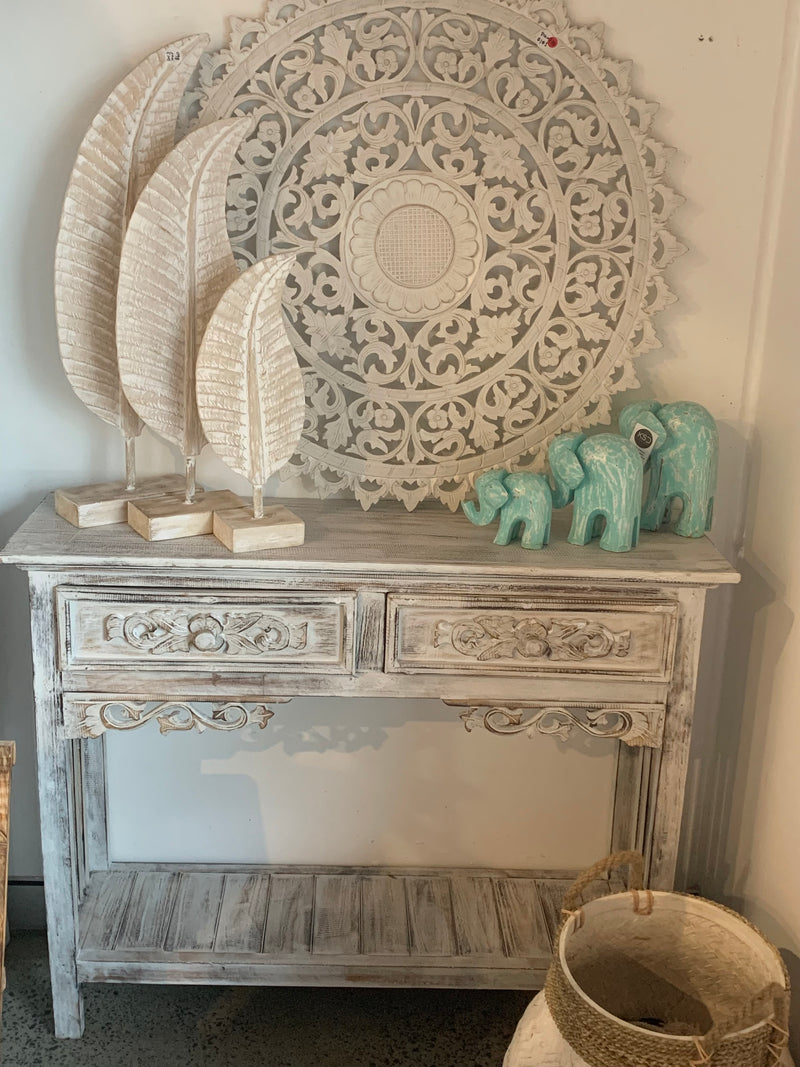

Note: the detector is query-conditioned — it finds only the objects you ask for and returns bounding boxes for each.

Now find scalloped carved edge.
[189,0,686,511]
[447,701,665,748]
[62,698,290,738]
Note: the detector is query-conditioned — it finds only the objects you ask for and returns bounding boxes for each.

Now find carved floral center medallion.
[375,207,454,287]
[343,174,484,315]
[193,0,682,508]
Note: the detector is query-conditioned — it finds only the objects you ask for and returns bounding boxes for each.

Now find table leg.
[29,572,84,1037]
[649,587,707,891]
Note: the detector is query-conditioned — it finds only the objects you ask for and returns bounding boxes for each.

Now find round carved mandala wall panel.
[193,0,684,509]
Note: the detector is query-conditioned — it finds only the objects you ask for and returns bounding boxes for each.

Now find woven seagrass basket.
[505,853,792,1067]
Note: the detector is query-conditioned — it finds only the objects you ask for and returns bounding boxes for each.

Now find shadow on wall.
[677,425,798,1054]
[684,552,790,895]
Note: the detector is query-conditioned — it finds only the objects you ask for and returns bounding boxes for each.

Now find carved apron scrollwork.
[448,701,665,748]
[62,699,291,739]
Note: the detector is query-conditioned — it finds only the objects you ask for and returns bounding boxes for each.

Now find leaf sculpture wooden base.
[127,490,242,542]
[213,503,305,553]
[54,475,187,528]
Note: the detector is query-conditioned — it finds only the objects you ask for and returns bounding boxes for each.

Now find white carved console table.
[2,497,738,1038]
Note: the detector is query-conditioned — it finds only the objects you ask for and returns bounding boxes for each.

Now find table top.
[0,495,740,586]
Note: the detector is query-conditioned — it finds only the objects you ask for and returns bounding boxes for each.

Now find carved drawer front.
[57,589,354,673]
[387,597,677,680]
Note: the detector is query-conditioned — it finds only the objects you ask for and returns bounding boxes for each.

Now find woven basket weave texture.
[505,871,791,1067]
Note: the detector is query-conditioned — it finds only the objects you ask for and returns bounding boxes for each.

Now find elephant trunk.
[462,496,499,526]
[462,471,509,526]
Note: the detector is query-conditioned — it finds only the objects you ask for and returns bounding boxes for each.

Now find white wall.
[712,2,800,1056]
[0,1,788,897]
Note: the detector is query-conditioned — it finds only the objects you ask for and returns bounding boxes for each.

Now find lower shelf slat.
[77,865,573,990]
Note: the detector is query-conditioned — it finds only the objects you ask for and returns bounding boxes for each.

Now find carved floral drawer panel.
[387,596,677,679]
[56,588,355,673]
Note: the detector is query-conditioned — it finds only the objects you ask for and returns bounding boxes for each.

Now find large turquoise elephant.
[548,432,643,552]
[462,469,552,549]
[619,401,717,538]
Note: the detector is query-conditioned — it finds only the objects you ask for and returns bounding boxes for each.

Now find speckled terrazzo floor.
[3,932,531,1066]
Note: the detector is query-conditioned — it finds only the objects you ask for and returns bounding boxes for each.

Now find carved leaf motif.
[446,615,631,661]
[319,24,351,66]
[483,28,513,68]
[196,253,304,489]
[54,35,209,437]
[475,131,528,186]
[117,117,250,458]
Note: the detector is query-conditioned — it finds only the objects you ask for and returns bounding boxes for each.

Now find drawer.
[386,596,677,680]
[57,588,355,673]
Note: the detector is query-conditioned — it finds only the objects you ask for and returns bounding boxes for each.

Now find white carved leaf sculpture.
[54,35,210,442]
[196,253,304,493]
[116,117,250,464]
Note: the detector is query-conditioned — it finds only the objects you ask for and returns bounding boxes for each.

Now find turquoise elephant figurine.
[619,401,717,538]
[462,469,552,550]
[548,432,643,552]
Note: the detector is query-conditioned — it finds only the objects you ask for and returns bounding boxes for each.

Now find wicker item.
[505,853,792,1067]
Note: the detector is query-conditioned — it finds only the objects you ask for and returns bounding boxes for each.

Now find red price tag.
[535,29,559,49]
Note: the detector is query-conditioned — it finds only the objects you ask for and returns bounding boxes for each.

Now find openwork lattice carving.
[63,700,288,738]
[452,702,664,748]
[193,0,683,509]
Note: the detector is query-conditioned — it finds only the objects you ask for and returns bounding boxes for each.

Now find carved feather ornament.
[54,35,209,485]
[116,116,251,498]
[196,253,304,516]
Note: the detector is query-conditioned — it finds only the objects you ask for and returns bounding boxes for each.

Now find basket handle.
[692,982,790,1065]
[561,851,645,915]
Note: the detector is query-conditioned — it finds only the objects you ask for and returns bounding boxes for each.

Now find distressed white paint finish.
[0,498,737,1035]
[3,498,742,585]
[116,117,250,495]
[57,587,354,673]
[76,865,559,985]
[195,253,305,521]
[388,596,677,678]
[54,35,209,486]
[194,0,684,510]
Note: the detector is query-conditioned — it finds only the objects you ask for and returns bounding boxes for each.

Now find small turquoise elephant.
[462,469,552,550]
[619,401,717,538]
[548,432,643,552]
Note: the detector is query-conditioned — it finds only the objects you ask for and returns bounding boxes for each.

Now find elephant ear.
[552,451,585,491]
[549,433,586,492]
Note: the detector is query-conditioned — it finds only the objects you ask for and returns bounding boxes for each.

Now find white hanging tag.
[631,423,657,463]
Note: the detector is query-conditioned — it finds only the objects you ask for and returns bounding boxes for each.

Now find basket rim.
[557,890,786,1045]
